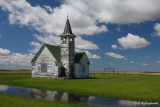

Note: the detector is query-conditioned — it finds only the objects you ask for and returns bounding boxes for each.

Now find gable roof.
[45,43,61,62]
[75,52,85,63]
[75,52,90,64]
[31,43,90,64]
[31,43,61,63]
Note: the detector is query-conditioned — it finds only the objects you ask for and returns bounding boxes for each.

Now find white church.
[31,18,90,79]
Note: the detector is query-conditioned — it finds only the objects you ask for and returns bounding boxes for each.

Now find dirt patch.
[0,70,31,73]
[90,71,160,76]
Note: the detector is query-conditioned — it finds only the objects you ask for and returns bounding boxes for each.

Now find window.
[63,38,67,43]
[41,63,47,73]
[61,37,67,43]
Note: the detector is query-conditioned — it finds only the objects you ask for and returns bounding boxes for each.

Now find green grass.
[0,73,160,103]
[0,94,89,107]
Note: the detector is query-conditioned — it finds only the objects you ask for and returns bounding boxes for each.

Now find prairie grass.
[0,73,160,102]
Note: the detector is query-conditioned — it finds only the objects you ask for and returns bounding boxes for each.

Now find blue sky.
[0,0,160,72]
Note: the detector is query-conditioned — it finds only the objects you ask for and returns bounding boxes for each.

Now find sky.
[0,0,160,72]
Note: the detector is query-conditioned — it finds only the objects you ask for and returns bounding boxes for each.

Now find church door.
[60,67,66,77]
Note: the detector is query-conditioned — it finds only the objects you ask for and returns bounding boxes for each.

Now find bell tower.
[59,17,76,78]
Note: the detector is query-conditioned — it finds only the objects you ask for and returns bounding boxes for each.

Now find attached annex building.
[31,18,90,78]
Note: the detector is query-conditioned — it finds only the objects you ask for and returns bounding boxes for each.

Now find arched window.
[41,63,47,73]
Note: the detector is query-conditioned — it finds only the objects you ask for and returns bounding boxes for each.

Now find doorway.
[60,67,66,77]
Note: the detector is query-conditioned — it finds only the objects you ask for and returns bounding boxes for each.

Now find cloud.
[105,52,125,59]
[85,51,101,59]
[130,61,134,64]
[0,0,104,52]
[1,0,160,36]
[0,53,34,67]
[0,34,2,38]
[0,0,107,36]
[0,48,11,54]
[65,0,160,24]
[111,44,122,50]
[76,49,101,59]
[157,61,160,64]
[29,41,41,53]
[34,34,100,50]
[75,36,99,50]
[153,23,160,37]
[29,34,99,54]
[118,33,150,49]
[142,63,148,66]
[29,34,61,54]
[0,55,9,65]
[111,44,118,50]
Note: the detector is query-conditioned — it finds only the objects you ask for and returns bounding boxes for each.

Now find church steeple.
[60,18,76,37]
[60,17,76,78]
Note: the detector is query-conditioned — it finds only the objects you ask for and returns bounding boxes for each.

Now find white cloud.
[0,34,2,38]
[0,0,107,36]
[0,0,104,51]
[118,33,150,49]
[35,34,60,46]
[76,49,101,59]
[0,53,34,67]
[130,61,134,64]
[142,63,148,66]
[111,44,118,50]
[75,36,99,50]
[65,0,160,24]
[0,48,11,54]
[29,41,41,53]
[85,51,101,59]
[0,0,160,36]
[2,0,159,54]
[0,55,9,65]
[9,53,33,66]
[105,52,125,59]
[29,34,99,54]
[153,23,160,37]
[111,44,122,50]
[157,61,160,64]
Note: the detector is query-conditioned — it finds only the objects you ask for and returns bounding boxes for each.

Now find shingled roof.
[75,52,86,63]
[45,43,61,62]
[31,43,61,63]
[31,43,90,64]
[59,18,76,37]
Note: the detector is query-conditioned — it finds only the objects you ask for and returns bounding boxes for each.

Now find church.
[31,18,90,79]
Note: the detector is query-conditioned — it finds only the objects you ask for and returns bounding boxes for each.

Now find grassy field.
[0,73,160,103]
[0,94,89,107]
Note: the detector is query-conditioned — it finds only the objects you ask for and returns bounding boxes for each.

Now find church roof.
[59,18,76,37]
[31,43,61,63]
[75,52,86,63]
[31,44,90,64]
[45,43,61,62]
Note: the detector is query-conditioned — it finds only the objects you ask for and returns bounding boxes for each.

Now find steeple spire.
[59,17,76,37]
